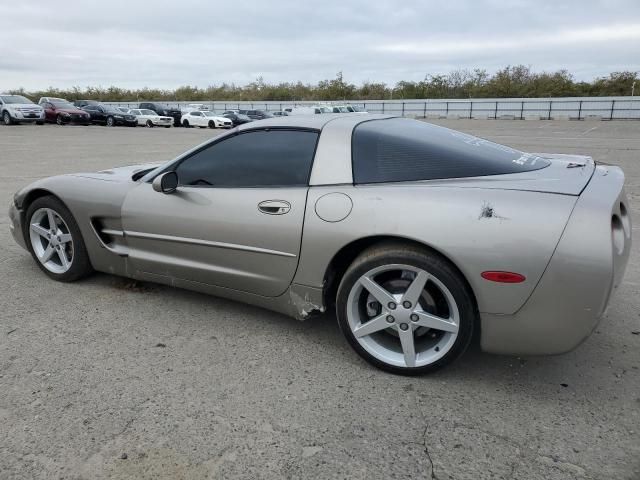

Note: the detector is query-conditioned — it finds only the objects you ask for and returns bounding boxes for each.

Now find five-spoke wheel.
[25,196,93,282]
[337,244,475,374]
[29,208,74,274]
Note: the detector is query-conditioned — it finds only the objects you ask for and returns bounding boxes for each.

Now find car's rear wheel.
[3,111,13,125]
[146,120,154,128]
[336,244,475,375]
[106,116,115,127]
[182,119,190,128]
[208,120,216,129]
[25,196,93,282]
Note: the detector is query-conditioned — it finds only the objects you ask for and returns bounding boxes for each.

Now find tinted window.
[352,118,550,184]
[175,129,318,187]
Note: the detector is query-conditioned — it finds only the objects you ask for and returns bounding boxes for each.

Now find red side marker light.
[481,271,526,283]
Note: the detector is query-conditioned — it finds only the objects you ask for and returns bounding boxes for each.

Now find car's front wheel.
[3,111,13,125]
[208,120,216,129]
[106,116,115,127]
[145,120,154,128]
[336,243,475,375]
[56,114,65,125]
[25,196,93,282]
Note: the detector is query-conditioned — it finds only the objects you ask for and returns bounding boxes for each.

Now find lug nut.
[387,302,396,310]
[386,315,395,323]
[399,323,409,331]
[403,301,412,309]
[410,314,419,322]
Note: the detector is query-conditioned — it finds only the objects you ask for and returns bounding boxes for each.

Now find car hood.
[7,103,42,109]
[66,163,163,183]
[408,154,596,196]
[55,107,88,114]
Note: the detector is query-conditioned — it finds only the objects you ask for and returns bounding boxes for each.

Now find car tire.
[24,195,93,283]
[106,116,115,127]
[182,119,190,128]
[56,114,65,126]
[336,242,475,375]
[208,120,216,129]
[3,111,13,125]
[146,120,154,128]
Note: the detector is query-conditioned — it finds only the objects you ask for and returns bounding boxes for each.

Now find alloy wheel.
[346,264,459,368]
[28,208,74,274]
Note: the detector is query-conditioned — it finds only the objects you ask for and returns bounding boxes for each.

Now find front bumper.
[480,165,631,355]
[8,202,27,251]
[117,118,138,127]
[153,118,173,126]
[11,110,44,122]
[59,115,91,125]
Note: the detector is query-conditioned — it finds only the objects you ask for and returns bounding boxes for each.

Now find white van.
[288,105,333,115]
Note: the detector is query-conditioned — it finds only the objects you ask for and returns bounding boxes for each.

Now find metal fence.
[106,96,640,120]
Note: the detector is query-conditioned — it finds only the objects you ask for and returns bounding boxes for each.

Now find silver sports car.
[9,115,631,374]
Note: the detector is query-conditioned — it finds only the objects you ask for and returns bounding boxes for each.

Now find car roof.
[236,113,391,131]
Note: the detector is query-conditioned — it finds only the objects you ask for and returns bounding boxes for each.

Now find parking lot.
[1,120,639,479]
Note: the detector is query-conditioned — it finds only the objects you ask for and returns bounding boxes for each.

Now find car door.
[191,111,205,126]
[82,106,97,122]
[121,128,319,297]
[43,102,55,122]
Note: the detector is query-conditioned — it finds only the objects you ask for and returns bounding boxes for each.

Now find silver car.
[8,115,631,374]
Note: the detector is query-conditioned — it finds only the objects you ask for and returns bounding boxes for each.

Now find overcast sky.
[1,0,639,90]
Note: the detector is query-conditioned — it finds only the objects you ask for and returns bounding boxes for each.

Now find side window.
[192,111,203,117]
[352,118,550,184]
[175,129,318,187]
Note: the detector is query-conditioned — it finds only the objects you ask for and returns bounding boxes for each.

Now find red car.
[38,97,92,125]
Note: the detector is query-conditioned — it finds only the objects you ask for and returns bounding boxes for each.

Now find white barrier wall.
[105,96,640,120]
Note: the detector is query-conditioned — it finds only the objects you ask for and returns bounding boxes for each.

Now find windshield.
[1,95,33,104]
[52,101,75,109]
[203,112,219,117]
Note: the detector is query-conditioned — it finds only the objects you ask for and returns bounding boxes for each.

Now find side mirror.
[152,171,179,194]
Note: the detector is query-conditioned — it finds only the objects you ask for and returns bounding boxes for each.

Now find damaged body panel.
[9,114,631,371]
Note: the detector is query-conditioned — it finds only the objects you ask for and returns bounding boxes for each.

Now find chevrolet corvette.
[8,115,631,374]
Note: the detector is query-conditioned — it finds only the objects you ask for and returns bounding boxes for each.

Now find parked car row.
[1,94,368,128]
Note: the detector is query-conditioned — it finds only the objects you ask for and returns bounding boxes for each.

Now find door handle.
[258,200,291,215]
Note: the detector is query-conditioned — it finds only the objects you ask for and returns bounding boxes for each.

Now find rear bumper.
[480,165,631,355]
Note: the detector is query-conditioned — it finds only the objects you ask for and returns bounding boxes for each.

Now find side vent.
[90,219,128,257]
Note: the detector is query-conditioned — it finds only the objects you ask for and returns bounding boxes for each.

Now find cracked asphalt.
[1,119,639,479]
